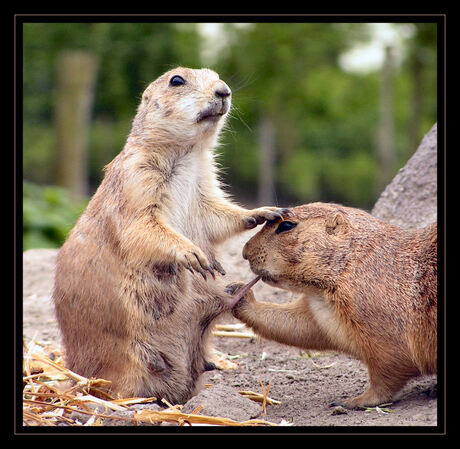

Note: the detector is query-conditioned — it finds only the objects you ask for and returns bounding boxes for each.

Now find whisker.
[228,105,253,134]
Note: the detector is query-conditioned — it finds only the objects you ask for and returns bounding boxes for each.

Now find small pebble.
[331,406,348,415]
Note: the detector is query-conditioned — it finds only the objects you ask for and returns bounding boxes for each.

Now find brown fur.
[230,202,437,408]
[53,67,286,403]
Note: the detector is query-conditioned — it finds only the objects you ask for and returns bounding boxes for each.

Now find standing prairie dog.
[53,67,286,403]
[228,202,437,408]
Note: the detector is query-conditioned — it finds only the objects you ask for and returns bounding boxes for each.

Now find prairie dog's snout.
[214,81,231,98]
[214,82,231,113]
[196,79,232,122]
[242,242,249,260]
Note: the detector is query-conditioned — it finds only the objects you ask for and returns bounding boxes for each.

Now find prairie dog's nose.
[242,242,249,260]
[214,81,231,98]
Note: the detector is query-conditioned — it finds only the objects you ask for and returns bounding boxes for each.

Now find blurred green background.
[22,21,437,250]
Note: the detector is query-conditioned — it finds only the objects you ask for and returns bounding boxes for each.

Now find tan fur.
[230,202,437,408]
[53,67,285,403]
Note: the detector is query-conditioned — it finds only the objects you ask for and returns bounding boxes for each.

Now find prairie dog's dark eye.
[275,221,297,234]
[169,75,185,86]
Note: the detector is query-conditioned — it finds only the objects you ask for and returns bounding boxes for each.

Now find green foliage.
[87,117,133,184]
[322,152,379,205]
[216,24,381,207]
[23,181,88,251]
[23,124,56,185]
[278,150,378,206]
[215,23,436,208]
[278,151,322,200]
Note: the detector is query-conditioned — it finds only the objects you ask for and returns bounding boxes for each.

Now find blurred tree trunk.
[377,45,395,193]
[257,115,276,205]
[54,51,98,199]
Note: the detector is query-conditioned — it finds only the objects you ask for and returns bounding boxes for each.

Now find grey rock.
[181,384,262,422]
[372,122,438,229]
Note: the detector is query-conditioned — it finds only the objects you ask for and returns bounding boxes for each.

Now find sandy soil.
[22,230,439,429]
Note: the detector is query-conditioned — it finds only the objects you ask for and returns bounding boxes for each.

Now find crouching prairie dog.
[228,202,437,408]
[53,67,287,404]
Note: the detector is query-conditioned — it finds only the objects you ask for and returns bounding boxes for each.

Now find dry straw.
[22,338,281,427]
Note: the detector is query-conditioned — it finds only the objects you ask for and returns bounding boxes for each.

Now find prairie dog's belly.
[305,290,353,353]
[164,154,217,255]
[164,153,205,244]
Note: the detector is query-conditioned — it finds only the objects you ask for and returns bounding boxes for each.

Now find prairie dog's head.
[242,203,354,292]
[131,67,232,147]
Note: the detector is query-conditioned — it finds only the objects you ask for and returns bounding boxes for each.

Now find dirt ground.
[22,229,439,430]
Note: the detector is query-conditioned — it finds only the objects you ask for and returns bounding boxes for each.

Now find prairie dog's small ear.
[325,211,348,235]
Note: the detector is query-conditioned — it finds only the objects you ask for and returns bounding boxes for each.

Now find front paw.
[223,276,260,309]
[210,258,226,276]
[176,245,216,280]
[244,207,291,229]
[223,282,248,308]
[225,282,246,296]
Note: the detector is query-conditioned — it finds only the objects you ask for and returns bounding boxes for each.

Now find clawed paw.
[223,282,247,308]
[225,282,246,295]
[244,207,292,229]
[210,258,226,276]
[223,276,260,308]
[176,247,225,280]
